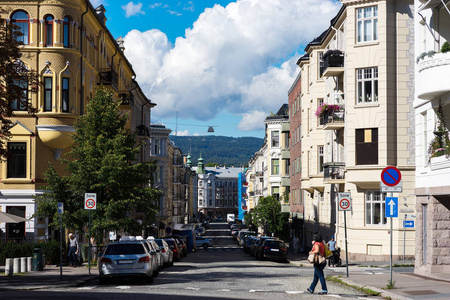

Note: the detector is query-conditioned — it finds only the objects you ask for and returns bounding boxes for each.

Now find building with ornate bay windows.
[0,1,152,241]
[296,0,416,261]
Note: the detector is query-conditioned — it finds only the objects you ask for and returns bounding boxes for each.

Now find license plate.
[271,249,279,252]
[118,260,133,264]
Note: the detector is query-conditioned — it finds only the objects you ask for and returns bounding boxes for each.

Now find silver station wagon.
[98,241,154,284]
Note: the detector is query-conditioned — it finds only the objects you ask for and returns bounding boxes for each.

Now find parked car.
[171,237,187,257]
[98,241,154,285]
[254,237,276,259]
[155,239,173,267]
[164,238,182,261]
[237,230,256,247]
[249,237,260,256]
[195,236,213,249]
[260,240,288,262]
[244,236,258,253]
[231,227,241,241]
[146,238,164,271]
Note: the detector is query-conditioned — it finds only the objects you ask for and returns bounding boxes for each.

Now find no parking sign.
[338,192,351,211]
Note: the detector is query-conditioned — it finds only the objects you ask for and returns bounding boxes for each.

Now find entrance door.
[6,206,26,240]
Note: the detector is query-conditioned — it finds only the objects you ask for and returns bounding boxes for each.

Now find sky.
[91,0,341,138]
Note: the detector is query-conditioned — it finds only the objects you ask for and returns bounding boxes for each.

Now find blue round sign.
[381,166,402,187]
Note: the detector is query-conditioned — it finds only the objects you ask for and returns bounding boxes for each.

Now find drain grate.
[404,290,440,296]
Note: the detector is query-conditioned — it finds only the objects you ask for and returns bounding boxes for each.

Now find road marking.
[218,289,231,292]
[185,287,200,291]
[286,291,304,294]
[116,286,131,290]
[249,290,270,293]
[78,287,95,290]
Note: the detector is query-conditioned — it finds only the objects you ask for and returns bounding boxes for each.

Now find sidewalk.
[288,252,450,300]
[0,264,98,291]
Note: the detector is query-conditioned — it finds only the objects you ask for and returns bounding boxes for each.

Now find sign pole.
[389,192,393,287]
[344,210,349,277]
[59,211,63,281]
[84,193,97,275]
[403,214,406,263]
[88,209,91,275]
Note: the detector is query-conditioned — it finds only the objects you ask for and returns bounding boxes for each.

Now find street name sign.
[84,193,97,210]
[338,192,351,211]
[385,197,398,218]
[404,220,415,228]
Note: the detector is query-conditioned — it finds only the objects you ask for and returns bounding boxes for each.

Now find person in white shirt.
[68,233,79,267]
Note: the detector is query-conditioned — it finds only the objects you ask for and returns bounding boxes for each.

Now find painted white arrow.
[388,199,396,216]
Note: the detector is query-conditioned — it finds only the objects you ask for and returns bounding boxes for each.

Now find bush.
[0,240,60,266]
[441,41,450,53]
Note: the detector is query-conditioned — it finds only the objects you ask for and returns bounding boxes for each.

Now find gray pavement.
[288,252,450,300]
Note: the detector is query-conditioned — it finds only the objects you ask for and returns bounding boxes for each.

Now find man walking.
[68,233,79,267]
[327,236,337,267]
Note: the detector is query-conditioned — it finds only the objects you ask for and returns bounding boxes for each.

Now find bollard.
[27,257,32,271]
[13,258,20,274]
[5,258,12,276]
[21,257,27,273]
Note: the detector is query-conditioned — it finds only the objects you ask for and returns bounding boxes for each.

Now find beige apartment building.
[298,0,416,261]
[0,1,147,241]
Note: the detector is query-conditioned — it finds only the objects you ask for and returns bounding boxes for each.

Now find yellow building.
[0,1,140,241]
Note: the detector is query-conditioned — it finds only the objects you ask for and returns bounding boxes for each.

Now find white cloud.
[124,0,341,130]
[183,1,195,12]
[122,2,145,18]
[238,111,267,131]
[168,10,182,16]
[150,3,162,9]
[175,130,190,136]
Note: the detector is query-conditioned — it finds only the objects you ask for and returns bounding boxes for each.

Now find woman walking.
[307,232,328,295]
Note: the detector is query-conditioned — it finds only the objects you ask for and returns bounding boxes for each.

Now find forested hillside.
[169,135,264,167]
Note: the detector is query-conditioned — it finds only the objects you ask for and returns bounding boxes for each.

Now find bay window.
[357,6,378,43]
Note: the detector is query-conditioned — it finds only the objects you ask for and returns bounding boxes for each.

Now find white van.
[227,214,235,223]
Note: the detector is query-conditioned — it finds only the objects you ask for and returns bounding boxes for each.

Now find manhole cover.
[404,290,440,296]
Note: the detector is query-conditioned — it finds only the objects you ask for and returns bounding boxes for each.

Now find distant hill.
[169,135,264,167]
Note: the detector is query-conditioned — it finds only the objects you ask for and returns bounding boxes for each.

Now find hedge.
[0,240,60,266]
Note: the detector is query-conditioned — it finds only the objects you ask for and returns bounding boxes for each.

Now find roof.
[191,166,242,178]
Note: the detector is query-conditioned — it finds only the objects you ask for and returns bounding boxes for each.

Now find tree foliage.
[34,88,161,242]
[0,10,39,160]
[252,196,289,239]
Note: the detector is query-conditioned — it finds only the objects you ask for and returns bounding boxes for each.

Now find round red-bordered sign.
[85,198,96,209]
[381,166,402,187]
[339,198,350,210]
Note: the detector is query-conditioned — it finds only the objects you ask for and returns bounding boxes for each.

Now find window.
[357,67,378,103]
[62,78,69,112]
[44,77,52,111]
[365,191,387,225]
[7,142,26,178]
[271,131,279,147]
[153,139,161,155]
[271,159,279,175]
[63,17,70,48]
[11,11,29,45]
[45,16,53,46]
[422,112,427,166]
[318,52,324,78]
[272,186,279,200]
[284,159,290,176]
[318,98,324,125]
[318,146,324,173]
[356,128,378,165]
[357,6,378,43]
[11,78,28,111]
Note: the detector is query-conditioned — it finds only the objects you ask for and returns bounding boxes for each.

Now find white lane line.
[286,291,304,294]
[78,287,96,290]
[115,286,131,290]
[185,287,200,291]
[218,289,231,292]
[249,290,270,293]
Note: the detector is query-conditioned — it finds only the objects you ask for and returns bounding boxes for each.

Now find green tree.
[0,9,39,159]
[253,196,289,240]
[34,88,161,242]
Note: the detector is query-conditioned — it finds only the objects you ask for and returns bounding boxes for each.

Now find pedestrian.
[307,232,328,295]
[68,233,79,267]
[293,234,300,254]
[327,236,337,267]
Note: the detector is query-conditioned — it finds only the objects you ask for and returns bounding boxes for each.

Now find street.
[0,223,384,300]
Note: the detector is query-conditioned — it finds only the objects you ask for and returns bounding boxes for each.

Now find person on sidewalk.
[307,232,328,295]
[327,236,337,267]
[293,234,300,254]
[68,233,79,267]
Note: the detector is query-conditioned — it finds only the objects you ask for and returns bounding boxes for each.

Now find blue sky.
[91,0,341,138]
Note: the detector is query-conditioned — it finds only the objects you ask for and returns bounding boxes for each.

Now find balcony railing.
[322,50,344,77]
[98,68,119,90]
[119,90,134,108]
[323,108,345,130]
[323,162,345,182]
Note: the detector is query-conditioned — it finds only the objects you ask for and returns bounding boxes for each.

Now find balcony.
[255,171,263,177]
[281,122,290,132]
[98,68,118,90]
[281,176,290,187]
[119,90,134,108]
[281,149,290,159]
[136,124,150,137]
[323,108,345,130]
[417,52,450,100]
[322,50,344,77]
[333,92,344,105]
[323,162,345,184]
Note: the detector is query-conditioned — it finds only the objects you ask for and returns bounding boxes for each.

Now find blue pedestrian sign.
[385,197,398,218]
[404,220,414,228]
[57,202,64,214]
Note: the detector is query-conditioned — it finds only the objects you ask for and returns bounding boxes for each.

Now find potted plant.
[315,103,342,118]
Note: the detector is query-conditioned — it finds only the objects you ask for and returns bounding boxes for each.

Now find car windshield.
[105,243,146,255]
[265,241,285,248]
[155,240,164,247]
[165,240,175,246]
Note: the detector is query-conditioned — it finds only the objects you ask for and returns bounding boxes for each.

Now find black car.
[260,240,288,262]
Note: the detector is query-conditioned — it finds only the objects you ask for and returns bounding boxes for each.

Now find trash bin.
[32,248,43,271]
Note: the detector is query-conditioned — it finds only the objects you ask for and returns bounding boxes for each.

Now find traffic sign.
[84,193,97,210]
[385,197,398,218]
[57,202,64,214]
[381,166,402,187]
[403,220,414,228]
[381,181,402,193]
[338,192,351,211]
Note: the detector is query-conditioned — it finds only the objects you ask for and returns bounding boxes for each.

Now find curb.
[338,277,413,300]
